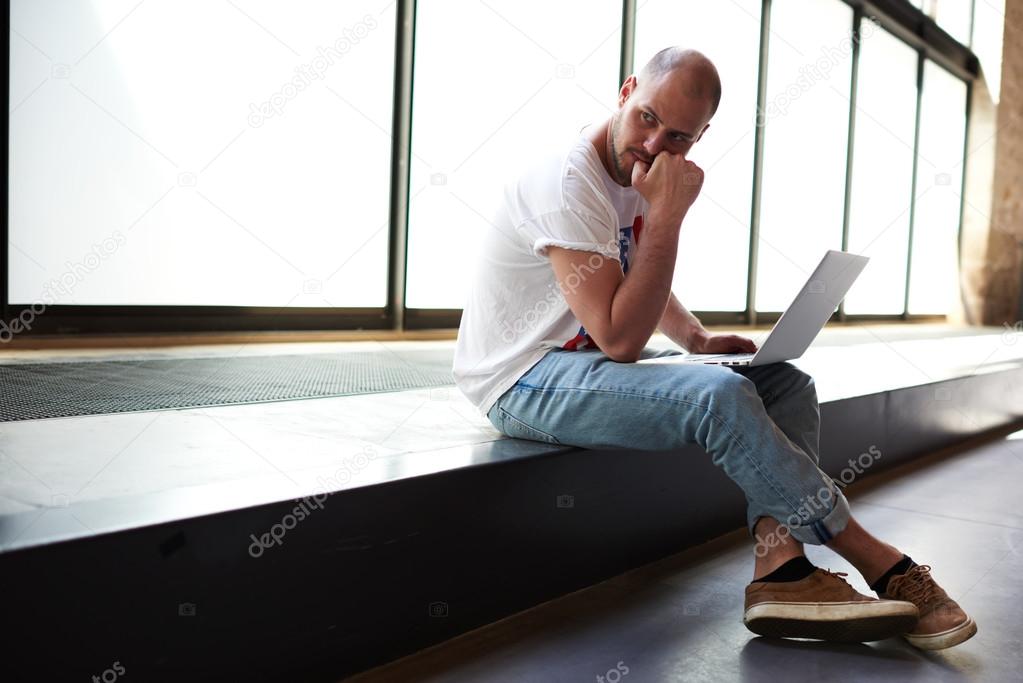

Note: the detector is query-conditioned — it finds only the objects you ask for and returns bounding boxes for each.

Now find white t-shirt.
[453,127,649,417]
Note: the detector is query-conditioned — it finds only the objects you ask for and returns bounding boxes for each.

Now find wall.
[961,0,1023,324]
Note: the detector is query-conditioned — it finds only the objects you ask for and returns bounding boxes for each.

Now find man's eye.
[641,111,654,122]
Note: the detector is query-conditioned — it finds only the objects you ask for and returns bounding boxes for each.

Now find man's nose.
[643,133,663,157]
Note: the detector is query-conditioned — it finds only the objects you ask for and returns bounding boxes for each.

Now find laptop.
[637,249,869,367]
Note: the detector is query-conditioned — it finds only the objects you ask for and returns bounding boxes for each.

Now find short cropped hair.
[639,47,722,118]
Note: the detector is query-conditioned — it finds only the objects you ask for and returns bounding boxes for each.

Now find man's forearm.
[604,222,681,360]
[657,291,708,351]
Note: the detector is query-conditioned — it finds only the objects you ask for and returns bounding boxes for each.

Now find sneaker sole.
[904,617,977,650]
[743,600,919,643]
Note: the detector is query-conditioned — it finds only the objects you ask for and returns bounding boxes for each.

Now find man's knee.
[782,361,815,386]
[763,362,818,403]
[704,368,761,408]
[787,364,818,403]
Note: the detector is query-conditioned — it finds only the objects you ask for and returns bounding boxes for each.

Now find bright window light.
[9,0,396,307]
[634,0,762,312]
[755,0,854,312]
[844,24,918,314]
[406,0,621,309]
[907,61,968,314]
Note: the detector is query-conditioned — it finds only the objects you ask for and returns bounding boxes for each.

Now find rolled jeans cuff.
[748,486,852,546]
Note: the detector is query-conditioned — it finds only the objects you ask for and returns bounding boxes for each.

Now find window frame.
[1,0,978,336]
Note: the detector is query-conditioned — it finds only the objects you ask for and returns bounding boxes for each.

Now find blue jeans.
[487,346,850,545]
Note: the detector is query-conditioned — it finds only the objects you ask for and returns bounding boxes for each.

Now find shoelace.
[888,564,944,605]
[818,568,851,585]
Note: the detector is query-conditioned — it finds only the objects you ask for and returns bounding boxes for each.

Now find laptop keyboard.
[686,353,755,361]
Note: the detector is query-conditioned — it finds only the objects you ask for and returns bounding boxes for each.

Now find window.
[972,0,1004,103]
[755,0,854,312]
[5,0,982,332]
[843,24,918,314]
[919,0,974,47]
[406,0,621,309]
[634,0,762,312]
[907,61,968,314]
[9,0,396,307]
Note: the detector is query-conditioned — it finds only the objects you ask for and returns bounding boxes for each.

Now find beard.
[608,114,632,186]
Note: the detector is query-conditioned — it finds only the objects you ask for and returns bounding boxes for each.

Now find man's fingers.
[712,335,761,351]
[631,159,650,185]
[732,335,755,349]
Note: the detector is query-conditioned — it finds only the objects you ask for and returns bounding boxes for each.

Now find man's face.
[607,73,713,186]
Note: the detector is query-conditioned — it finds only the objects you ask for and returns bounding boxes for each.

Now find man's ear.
[695,122,710,143]
[618,75,637,108]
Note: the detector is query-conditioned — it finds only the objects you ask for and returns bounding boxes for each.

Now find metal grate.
[0,349,456,422]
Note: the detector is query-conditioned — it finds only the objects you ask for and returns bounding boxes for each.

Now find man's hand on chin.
[687,330,758,355]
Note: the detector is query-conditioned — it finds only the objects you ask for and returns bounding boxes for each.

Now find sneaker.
[880,564,977,650]
[744,567,919,642]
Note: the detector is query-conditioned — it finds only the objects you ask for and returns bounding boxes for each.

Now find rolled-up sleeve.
[516,209,620,263]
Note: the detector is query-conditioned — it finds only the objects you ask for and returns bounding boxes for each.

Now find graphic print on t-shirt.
[562,215,644,351]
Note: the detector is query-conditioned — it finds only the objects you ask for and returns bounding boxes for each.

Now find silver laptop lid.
[751,250,869,365]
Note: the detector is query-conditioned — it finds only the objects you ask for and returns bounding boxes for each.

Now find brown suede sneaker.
[744,567,919,642]
[880,564,977,650]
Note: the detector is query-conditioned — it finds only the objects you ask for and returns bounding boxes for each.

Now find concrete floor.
[346,430,1023,683]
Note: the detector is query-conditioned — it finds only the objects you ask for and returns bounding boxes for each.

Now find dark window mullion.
[390,0,416,331]
[839,7,863,322]
[903,50,926,319]
[2,0,9,326]
[956,76,973,321]
[619,0,637,86]
[746,0,772,327]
